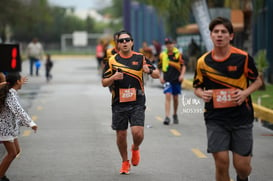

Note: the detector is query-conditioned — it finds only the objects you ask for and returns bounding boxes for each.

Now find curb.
[253,103,273,124]
[182,80,273,124]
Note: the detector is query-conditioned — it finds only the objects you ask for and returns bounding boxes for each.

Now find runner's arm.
[149,68,160,79]
[143,57,160,78]
[194,88,213,103]
[179,65,186,82]
[178,53,186,82]
[101,71,123,87]
[232,76,263,105]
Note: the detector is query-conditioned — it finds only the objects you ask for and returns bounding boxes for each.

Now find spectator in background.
[45,54,53,82]
[0,72,38,181]
[152,40,162,63]
[26,38,44,76]
[96,39,106,72]
[139,41,154,61]
[140,41,155,84]
[188,38,200,72]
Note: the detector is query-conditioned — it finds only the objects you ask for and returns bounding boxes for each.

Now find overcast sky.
[48,0,112,10]
[48,0,112,18]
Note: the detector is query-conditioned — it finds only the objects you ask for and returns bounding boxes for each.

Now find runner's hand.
[202,90,213,102]
[160,77,165,84]
[113,71,123,80]
[142,64,150,74]
[178,74,184,82]
[232,89,247,105]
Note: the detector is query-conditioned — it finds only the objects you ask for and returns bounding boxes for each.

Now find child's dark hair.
[0,73,8,113]
[6,72,21,88]
[209,17,234,34]
[0,72,21,112]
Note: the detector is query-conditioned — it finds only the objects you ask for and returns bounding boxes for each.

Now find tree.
[255,49,268,90]
[100,0,123,18]
[13,1,87,43]
[85,16,95,33]
[13,0,53,42]
[0,0,26,42]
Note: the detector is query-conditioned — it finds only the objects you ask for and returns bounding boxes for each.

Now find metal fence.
[253,0,273,83]
[123,0,165,51]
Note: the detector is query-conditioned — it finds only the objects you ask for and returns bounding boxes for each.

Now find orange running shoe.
[120,160,130,175]
[131,145,140,166]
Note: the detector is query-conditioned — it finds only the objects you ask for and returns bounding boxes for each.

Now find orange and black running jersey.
[193,46,259,125]
[102,51,155,106]
[158,49,185,83]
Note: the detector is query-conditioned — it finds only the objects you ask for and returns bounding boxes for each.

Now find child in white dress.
[0,72,38,181]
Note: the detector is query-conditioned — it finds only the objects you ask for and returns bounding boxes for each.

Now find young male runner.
[158,38,186,125]
[193,17,262,181]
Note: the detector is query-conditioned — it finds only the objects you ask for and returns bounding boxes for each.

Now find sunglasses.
[117,38,132,43]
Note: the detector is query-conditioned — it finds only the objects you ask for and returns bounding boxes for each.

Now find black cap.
[164,37,174,44]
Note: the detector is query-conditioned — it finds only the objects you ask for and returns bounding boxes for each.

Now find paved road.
[1,56,273,181]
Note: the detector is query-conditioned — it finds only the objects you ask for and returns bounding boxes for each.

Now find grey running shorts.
[112,105,145,130]
[206,121,253,156]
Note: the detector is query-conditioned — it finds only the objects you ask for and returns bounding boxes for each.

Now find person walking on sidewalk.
[158,38,186,125]
[45,54,53,82]
[101,30,160,175]
[26,38,44,76]
[0,72,38,181]
[193,17,262,181]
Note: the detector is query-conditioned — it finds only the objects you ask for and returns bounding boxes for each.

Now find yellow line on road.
[170,129,181,136]
[191,148,207,158]
[31,115,38,121]
[155,116,163,122]
[37,106,43,111]
[22,130,32,137]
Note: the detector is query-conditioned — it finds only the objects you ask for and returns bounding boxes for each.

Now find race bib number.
[213,89,237,108]
[119,88,137,103]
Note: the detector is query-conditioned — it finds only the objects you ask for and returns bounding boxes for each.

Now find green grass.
[251,83,273,109]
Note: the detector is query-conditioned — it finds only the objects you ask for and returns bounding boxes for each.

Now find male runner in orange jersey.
[102,30,160,174]
[193,17,262,181]
[104,32,119,65]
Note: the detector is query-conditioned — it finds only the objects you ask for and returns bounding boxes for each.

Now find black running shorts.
[206,121,253,156]
[111,105,145,130]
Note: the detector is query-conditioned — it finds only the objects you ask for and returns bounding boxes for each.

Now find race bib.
[213,88,237,108]
[119,88,137,103]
